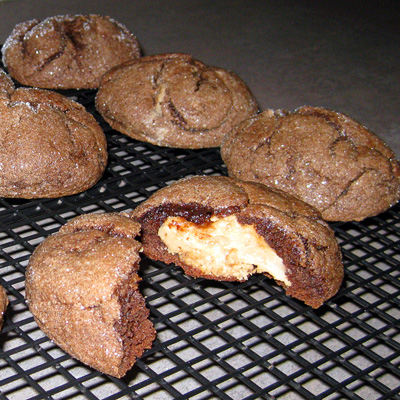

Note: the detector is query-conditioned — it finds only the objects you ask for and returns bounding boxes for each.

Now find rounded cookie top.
[131,175,343,308]
[95,53,258,148]
[132,175,321,219]
[27,213,142,307]
[221,106,400,221]
[0,72,107,198]
[2,14,141,89]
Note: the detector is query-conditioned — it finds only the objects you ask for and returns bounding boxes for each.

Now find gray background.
[0,0,399,156]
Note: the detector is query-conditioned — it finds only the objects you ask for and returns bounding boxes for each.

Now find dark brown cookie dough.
[0,71,107,198]
[2,14,141,89]
[129,175,343,309]
[26,213,156,378]
[221,106,400,222]
[95,53,258,148]
[0,284,8,331]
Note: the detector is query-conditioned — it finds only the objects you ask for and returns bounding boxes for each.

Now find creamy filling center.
[158,214,290,285]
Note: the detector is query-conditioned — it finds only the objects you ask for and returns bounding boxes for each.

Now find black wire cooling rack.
[0,87,399,400]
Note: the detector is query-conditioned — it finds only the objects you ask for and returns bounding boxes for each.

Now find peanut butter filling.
[158,214,290,285]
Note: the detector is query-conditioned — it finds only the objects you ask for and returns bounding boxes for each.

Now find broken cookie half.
[130,175,344,309]
[25,213,156,378]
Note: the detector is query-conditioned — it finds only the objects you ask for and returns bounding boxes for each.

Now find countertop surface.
[0,0,399,156]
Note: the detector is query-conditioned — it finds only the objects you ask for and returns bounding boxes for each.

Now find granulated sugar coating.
[221,106,400,222]
[2,14,141,89]
[25,213,156,378]
[95,53,259,148]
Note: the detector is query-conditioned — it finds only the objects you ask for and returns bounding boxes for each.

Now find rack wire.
[0,86,399,400]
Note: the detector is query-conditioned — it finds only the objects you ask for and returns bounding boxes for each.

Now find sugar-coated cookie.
[96,53,258,148]
[2,14,141,89]
[0,69,107,198]
[221,106,400,221]
[26,213,156,378]
[130,175,343,308]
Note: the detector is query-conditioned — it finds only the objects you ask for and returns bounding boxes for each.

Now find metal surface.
[0,88,399,400]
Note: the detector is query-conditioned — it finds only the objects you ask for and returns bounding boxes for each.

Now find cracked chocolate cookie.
[26,213,156,378]
[130,175,343,309]
[0,284,8,331]
[2,14,141,89]
[221,106,400,222]
[0,69,107,198]
[95,53,258,148]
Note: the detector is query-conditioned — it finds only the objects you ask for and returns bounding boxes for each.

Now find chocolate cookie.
[95,53,258,148]
[2,14,141,89]
[221,106,400,221]
[130,175,343,308]
[26,213,156,378]
[0,69,14,97]
[0,284,8,331]
[0,71,107,198]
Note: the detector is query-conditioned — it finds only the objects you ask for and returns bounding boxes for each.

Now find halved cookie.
[130,176,344,308]
[26,213,156,378]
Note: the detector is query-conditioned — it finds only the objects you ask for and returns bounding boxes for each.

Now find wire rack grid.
[0,87,399,400]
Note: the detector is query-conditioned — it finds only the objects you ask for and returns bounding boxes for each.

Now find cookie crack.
[8,99,40,112]
[328,135,357,156]
[34,21,68,73]
[8,97,79,118]
[168,99,188,128]
[251,136,270,153]
[321,167,370,212]
[299,108,346,137]
[193,70,207,92]
[63,20,85,54]
[151,62,166,89]
[167,99,211,132]
[20,21,40,59]
[252,117,285,155]
[63,122,86,159]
